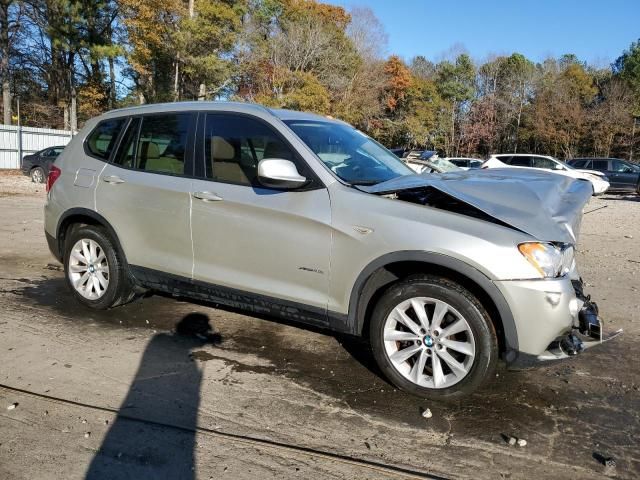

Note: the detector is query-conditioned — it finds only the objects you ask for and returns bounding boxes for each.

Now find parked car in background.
[446,157,484,170]
[483,154,610,195]
[21,146,66,183]
[44,102,617,399]
[389,147,406,158]
[405,156,462,174]
[567,158,640,194]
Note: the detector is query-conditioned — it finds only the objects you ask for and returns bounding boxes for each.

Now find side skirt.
[129,266,352,335]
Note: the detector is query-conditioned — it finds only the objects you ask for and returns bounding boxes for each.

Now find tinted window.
[450,159,466,167]
[510,156,532,167]
[592,160,608,171]
[571,160,588,168]
[612,160,638,172]
[204,114,298,186]
[137,114,191,175]
[86,118,126,160]
[496,155,513,164]
[113,118,141,168]
[532,157,557,169]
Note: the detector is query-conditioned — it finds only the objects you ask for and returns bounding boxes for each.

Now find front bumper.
[495,277,622,369]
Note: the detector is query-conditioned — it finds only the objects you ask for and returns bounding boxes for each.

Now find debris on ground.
[421,408,433,419]
[594,452,617,468]
[7,402,18,410]
[504,435,526,447]
[84,432,91,438]
[624,235,633,239]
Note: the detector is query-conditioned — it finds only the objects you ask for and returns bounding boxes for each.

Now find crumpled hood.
[360,168,593,244]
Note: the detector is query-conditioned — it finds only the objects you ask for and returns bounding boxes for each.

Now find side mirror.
[554,163,564,170]
[257,158,308,189]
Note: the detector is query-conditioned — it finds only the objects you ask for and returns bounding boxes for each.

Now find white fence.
[0,124,73,169]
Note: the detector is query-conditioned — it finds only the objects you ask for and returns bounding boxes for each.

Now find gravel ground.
[0,171,638,479]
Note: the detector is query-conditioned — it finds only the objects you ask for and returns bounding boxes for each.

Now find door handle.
[192,191,223,202]
[102,175,125,184]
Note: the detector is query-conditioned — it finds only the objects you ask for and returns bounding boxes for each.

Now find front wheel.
[370,275,498,399]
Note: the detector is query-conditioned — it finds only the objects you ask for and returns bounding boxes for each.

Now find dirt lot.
[0,171,638,479]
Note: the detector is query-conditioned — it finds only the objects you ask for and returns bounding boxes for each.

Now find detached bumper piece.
[538,282,623,361]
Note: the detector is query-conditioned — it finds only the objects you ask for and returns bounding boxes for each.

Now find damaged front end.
[538,281,623,361]
[360,169,622,367]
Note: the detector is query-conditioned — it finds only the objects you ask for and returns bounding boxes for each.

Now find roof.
[98,101,340,124]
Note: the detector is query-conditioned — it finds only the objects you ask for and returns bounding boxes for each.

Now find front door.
[190,113,332,324]
[610,160,639,191]
[96,113,195,278]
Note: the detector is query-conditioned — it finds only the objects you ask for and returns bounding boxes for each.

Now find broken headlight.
[518,242,574,278]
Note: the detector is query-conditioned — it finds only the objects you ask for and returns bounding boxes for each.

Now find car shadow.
[599,193,640,202]
[84,312,222,480]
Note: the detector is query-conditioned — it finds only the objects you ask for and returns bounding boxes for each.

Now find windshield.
[284,120,413,185]
[428,158,460,172]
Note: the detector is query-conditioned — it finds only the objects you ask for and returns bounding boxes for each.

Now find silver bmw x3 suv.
[43,102,619,398]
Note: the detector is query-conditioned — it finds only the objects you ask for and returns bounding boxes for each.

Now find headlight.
[518,242,574,278]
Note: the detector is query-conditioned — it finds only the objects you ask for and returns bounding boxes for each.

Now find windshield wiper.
[349,179,381,186]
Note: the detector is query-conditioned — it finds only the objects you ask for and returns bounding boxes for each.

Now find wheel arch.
[55,208,128,267]
[349,251,518,359]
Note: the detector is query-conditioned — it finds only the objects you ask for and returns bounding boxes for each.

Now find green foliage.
[6,0,640,160]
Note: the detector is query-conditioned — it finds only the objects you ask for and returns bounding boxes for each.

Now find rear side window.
[592,160,608,170]
[496,155,512,164]
[203,114,297,186]
[572,160,589,168]
[137,114,191,175]
[510,156,531,167]
[113,118,141,168]
[112,114,192,175]
[86,118,126,160]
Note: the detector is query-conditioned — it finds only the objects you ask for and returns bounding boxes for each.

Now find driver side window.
[203,114,298,186]
[532,157,557,169]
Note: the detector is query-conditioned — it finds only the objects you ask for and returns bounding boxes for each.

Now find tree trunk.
[108,56,116,109]
[198,83,206,101]
[173,56,180,101]
[70,85,77,132]
[2,79,9,125]
[0,0,10,125]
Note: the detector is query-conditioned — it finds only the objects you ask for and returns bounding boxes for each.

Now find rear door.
[590,159,615,187]
[190,112,332,323]
[95,112,195,277]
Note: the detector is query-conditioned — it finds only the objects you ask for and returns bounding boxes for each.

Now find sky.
[330,0,640,66]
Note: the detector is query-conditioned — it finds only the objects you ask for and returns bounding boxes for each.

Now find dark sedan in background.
[568,158,640,194]
[21,146,65,183]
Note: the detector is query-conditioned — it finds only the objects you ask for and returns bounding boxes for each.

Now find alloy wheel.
[68,238,110,300]
[31,168,44,183]
[383,297,476,389]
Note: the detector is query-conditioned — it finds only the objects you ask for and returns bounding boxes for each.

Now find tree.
[435,54,475,155]
[0,0,22,124]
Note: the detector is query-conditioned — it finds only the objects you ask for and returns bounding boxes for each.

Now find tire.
[369,274,497,399]
[31,167,45,184]
[63,225,135,309]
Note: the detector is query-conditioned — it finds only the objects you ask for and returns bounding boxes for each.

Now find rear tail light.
[46,165,61,193]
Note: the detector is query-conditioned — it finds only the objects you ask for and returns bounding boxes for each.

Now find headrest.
[211,136,235,160]
[141,141,160,159]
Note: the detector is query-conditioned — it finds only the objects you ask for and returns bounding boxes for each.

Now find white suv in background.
[483,154,610,195]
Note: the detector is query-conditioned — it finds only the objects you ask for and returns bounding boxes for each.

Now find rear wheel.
[63,225,135,309]
[370,275,497,399]
[31,167,45,183]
